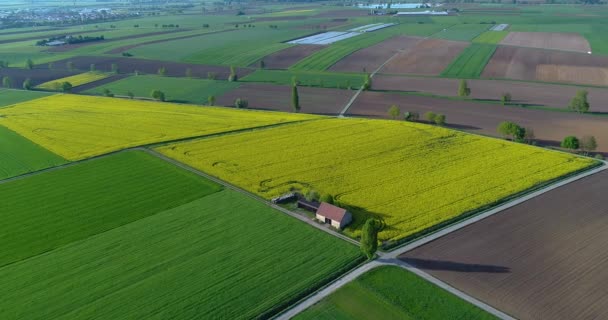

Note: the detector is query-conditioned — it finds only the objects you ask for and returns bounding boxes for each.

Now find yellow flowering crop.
[36,72,111,90]
[0,94,318,160]
[157,118,597,243]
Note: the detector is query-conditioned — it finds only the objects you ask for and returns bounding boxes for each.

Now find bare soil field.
[0,68,78,87]
[105,29,236,54]
[500,32,591,53]
[216,83,351,114]
[482,46,608,86]
[252,45,325,69]
[329,36,423,73]
[380,39,469,75]
[348,91,608,152]
[46,29,189,53]
[401,169,608,320]
[47,56,253,79]
[374,74,608,112]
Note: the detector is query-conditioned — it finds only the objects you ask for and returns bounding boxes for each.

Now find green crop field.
[472,31,508,44]
[157,118,595,244]
[295,266,496,320]
[0,164,361,319]
[0,151,220,267]
[242,69,365,89]
[0,125,65,180]
[441,43,497,78]
[0,89,52,107]
[433,24,490,41]
[84,75,240,104]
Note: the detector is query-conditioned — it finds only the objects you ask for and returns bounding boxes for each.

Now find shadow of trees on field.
[400,257,510,274]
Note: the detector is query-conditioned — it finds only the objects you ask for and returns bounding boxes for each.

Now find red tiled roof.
[316,202,347,222]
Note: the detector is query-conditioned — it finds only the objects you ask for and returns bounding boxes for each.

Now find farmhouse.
[316,202,352,229]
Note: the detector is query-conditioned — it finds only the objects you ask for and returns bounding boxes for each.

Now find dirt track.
[482,46,608,86]
[500,32,591,53]
[216,83,352,114]
[380,39,468,75]
[374,74,608,112]
[330,36,422,73]
[46,56,253,79]
[253,45,325,69]
[400,170,608,320]
[348,91,608,152]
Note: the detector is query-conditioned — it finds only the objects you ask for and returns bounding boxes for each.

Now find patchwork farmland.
[1,2,608,319]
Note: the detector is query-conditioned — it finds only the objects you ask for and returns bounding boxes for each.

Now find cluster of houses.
[272,193,353,230]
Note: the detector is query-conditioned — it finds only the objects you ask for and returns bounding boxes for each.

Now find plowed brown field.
[252,45,325,69]
[380,39,468,75]
[216,83,351,114]
[348,91,608,152]
[401,169,608,320]
[500,32,591,53]
[482,46,608,86]
[330,36,422,73]
[373,74,608,112]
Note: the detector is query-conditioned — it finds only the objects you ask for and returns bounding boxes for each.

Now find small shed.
[297,199,320,212]
[315,202,352,229]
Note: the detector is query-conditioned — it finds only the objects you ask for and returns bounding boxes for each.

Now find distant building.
[46,40,66,46]
[315,202,352,229]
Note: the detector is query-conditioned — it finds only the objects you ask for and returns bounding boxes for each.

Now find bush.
[561,136,579,150]
[151,90,165,101]
[424,111,437,122]
[305,190,320,202]
[404,111,419,122]
[319,194,334,204]
[234,98,248,109]
[434,114,446,126]
[501,92,512,105]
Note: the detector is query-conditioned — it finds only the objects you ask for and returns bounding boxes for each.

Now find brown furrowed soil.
[252,45,326,69]
[329,36,423,73]
[105,29,236,54]
[47,56,253,79]
[0,67,78,87]
[380,39,468,75]
[46,29,189,53]
[482,46,608,86]
[400,169,608,320]
[373,74,608,112]
[500,32,591,52]
[216,83,351,114]
[348,91,608,152]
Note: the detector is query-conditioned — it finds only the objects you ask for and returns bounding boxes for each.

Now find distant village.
[0,7,138,28]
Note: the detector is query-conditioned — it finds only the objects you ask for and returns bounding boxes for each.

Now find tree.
[151,90,165,101]
[404,111,419,121]
[561,136,580,150]
[158,66,167,76]
[111,63,119,74]
[90,63,96,72]
[22,78,32,90]
[360,219,380,259]
[424,111,437,122]
[234,98,248,109]
[228,66,238,82]
[208,95,216,106]
[61,81,73,92]
[292,85,300,112]
[497,121,525,141]
[568,90,590,113]
[580,135,597,154]
[305,190,320,202]
[363,73,372,90]
[66,61,74,71]
[127,91,134,99]
[185,68,192,78]
[434,114,446,126]
[320,194,334,204]
[259,60,265,69]
[388,105,400,120]
[501,92,512,105]
[2,76,12,88]
[458,79,471,97]
[102,88,114,97]
[523,127,535,144]
[25,58,34,70]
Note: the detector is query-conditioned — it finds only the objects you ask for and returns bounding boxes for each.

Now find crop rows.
[36,72,110,90]
[441,43,497,78]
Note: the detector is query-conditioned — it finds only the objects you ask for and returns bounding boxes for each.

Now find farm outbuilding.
[315,202,352,229]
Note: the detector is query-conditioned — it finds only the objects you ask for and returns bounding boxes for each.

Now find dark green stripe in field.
[441,43,497,78]
[0,125,66,180]
[0,151,222,267]
[295,266,496,320]
[0,89,52,107]
[0,189,361,320]
[242,69,365,89]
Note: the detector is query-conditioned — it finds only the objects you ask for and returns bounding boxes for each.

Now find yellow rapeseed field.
[157,118,596,243]
[0,94,318,160]
[36,72,111,90]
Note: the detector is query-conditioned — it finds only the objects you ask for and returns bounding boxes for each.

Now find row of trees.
[387,105,446,126]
